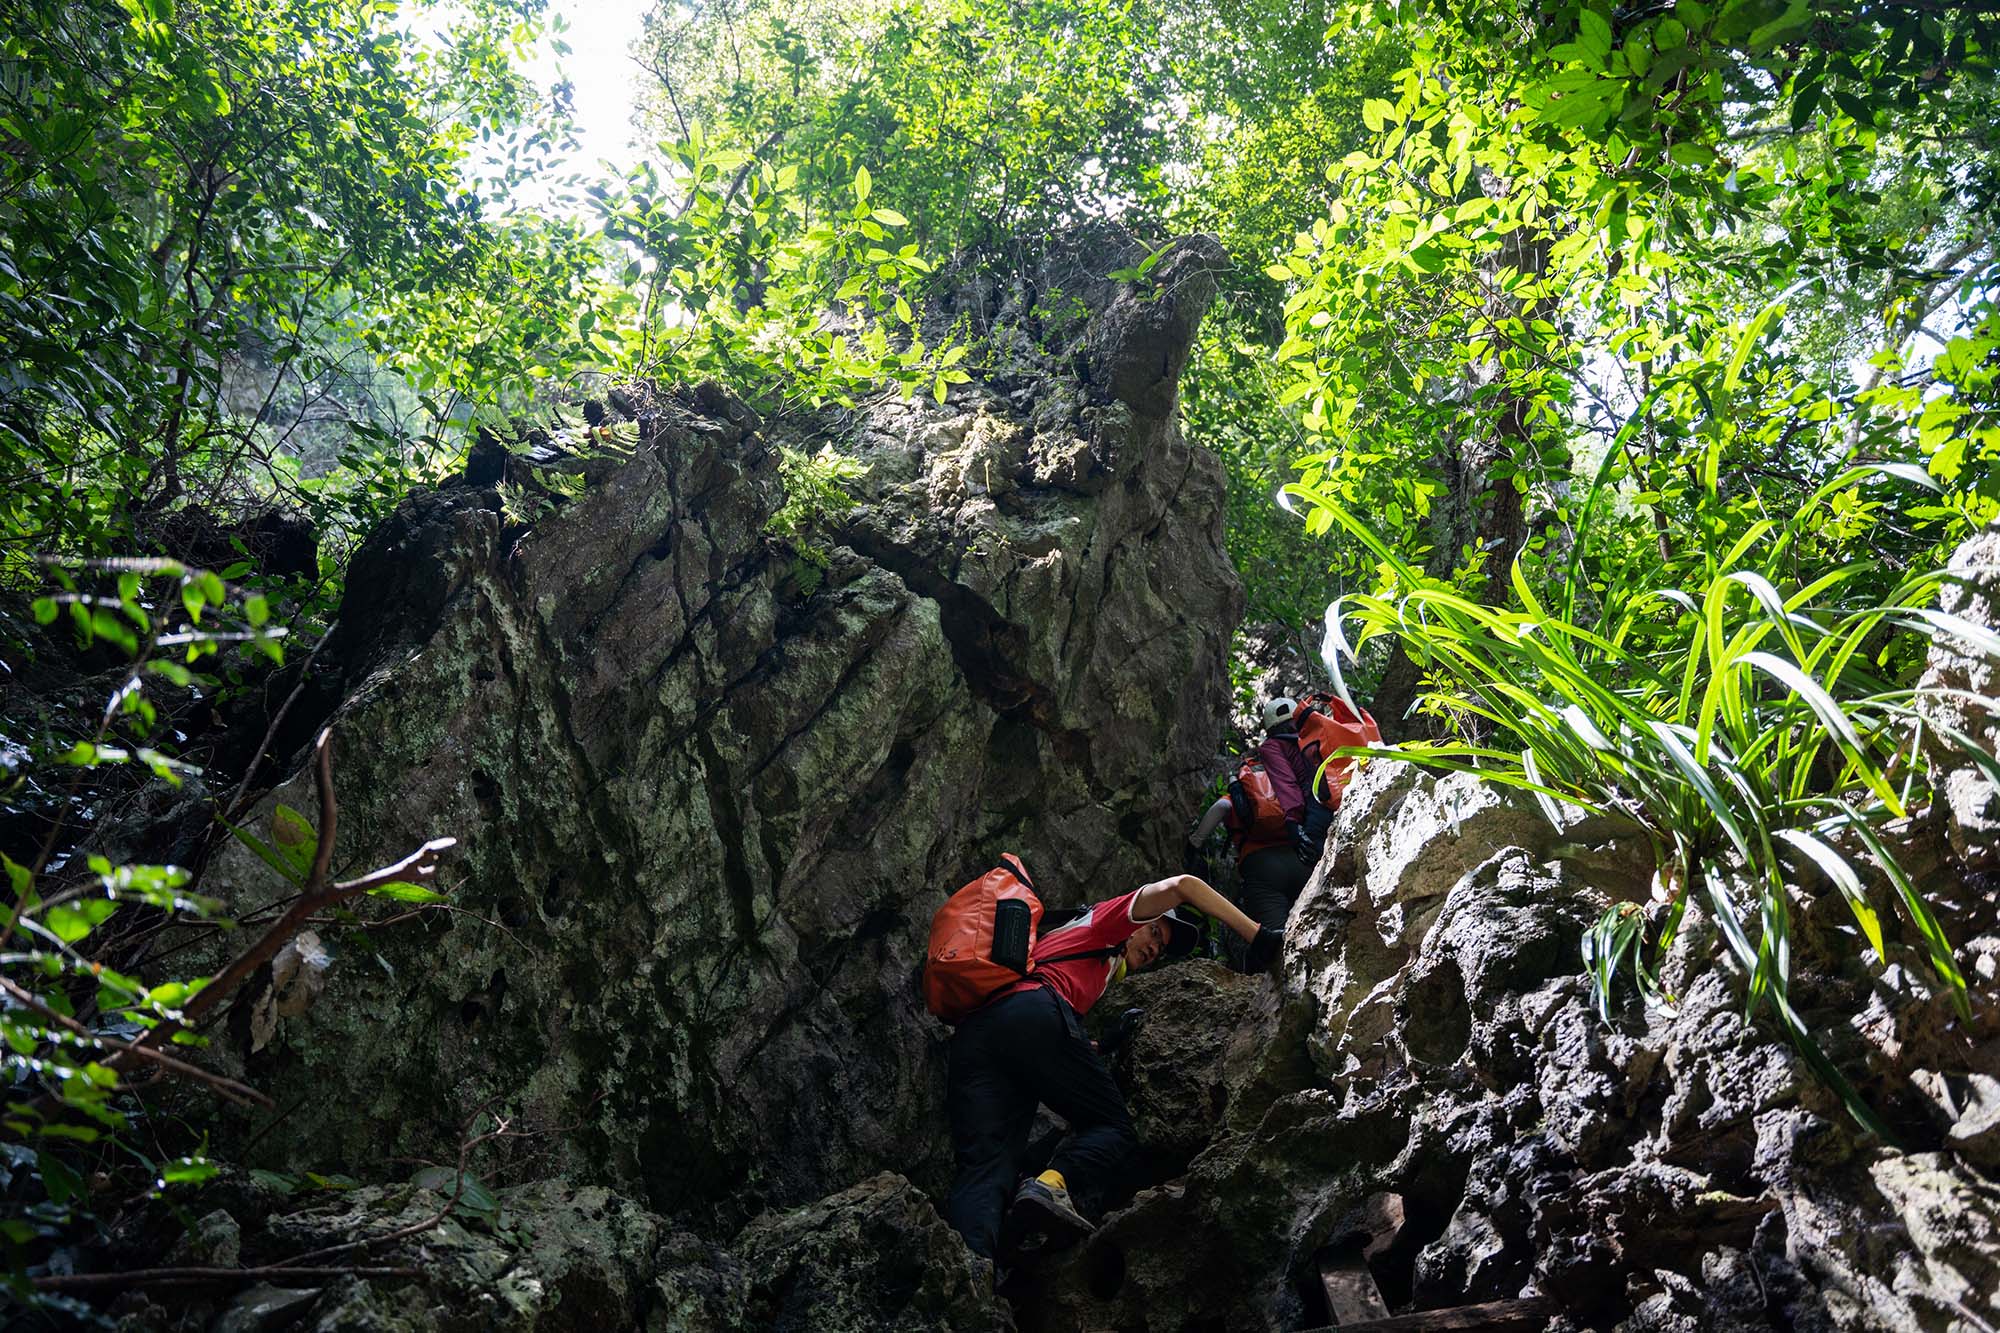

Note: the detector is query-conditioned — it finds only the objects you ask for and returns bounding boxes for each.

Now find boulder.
[1917,518,2000,872]
[733,1172,1012,1332]
[183,229,1241,1234]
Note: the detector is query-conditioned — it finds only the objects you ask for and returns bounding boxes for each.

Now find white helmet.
[1261,696,1298,729]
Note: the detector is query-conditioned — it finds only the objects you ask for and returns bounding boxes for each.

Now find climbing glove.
[1181,838,1210,877]
[1244,925,1284,974]
[1287,821,1317,865]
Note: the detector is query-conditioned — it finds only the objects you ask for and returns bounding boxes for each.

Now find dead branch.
[223,620,338,823]
[103,728,455,1078]
[34,1266,420,1290]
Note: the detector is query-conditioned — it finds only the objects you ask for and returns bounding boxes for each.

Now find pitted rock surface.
[183,230,1239,1237]
[1918,518,2000,871]
[1025,737,1998,1332]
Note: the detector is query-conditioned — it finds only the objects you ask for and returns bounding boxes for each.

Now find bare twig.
[307,728,337,891]
[35,1266,420,1290]
[103,729,455,1077]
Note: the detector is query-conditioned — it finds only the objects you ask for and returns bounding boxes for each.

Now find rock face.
[1919,519,2000,873]
[116,1170,1008,1332]
[189,229,1240,1237]
[1023,736,2000,1331]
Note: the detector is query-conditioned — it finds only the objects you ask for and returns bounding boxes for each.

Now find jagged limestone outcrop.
[184,231,1239,1241]
[1022,543,2000,1333]
[1024,750,1998,1330]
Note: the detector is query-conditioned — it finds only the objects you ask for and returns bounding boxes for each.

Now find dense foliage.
[0,0,604,579]
[1,0,1996,1308]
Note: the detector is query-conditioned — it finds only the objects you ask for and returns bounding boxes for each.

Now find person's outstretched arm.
[1136,873,1255,940]
[1133,873,1283,971]
[1188,796,1232,844]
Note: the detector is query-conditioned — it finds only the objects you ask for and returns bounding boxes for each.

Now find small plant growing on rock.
[770,444,867,592]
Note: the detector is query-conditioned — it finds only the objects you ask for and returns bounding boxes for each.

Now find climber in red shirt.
[944,871,1281,1265]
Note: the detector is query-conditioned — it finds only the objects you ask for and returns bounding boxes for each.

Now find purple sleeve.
[1257,736,1308,822]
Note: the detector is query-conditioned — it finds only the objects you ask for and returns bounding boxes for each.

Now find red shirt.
[1004,890,1147,1017]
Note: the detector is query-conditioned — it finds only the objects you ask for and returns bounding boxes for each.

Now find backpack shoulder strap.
[1038,944,1127,966]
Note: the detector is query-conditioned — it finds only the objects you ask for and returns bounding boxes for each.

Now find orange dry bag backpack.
[1225,756,1291,843]
[924,855,1044,1023]
[1295,692,1382,809]
[923,856,1122,1023]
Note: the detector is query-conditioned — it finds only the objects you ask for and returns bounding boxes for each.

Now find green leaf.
[1578,10,1613,60]
[412,1166,501,1220]
[1723,292,1787,392]
[159,1155,219,1188]
[368,881,446,904]
[223,818,304,886]
[249,1168,301,1196]
[45,897,119,944]
[1773,829,1883,960]
[270,804,318,878]
[37,1151,84,1206]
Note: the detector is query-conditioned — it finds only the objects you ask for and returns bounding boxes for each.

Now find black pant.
[944,985,1137,1259]
[1238,845,1311,935]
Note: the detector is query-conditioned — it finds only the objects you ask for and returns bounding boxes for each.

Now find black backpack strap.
[1038,944,1126,966]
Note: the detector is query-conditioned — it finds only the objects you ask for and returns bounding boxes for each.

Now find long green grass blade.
[1651,722,1750,857]
[1843,817,1970,1021]
[1774,828,1885,961]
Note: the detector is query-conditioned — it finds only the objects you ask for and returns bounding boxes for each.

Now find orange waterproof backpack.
[923,856,1123,1023]
[1225,756,1291,842]
[924,855,1046,1023]
[1295,692,1382,809]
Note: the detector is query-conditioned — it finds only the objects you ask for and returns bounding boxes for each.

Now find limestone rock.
[733,1172,1012,1332]
[211,1283,320,1333]
[1918,519,2000,871]
[185,228,1240,1234]
[1091,960,1311,1179]
[1026,755,1999,1332]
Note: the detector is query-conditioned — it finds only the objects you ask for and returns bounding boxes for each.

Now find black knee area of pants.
[1238,845,1310,934]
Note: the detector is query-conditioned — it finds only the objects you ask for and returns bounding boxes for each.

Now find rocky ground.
[63,231,2000,1330]
[107,736,2000,1332]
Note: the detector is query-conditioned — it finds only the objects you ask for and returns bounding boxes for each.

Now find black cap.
[1159,908,1203,960]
